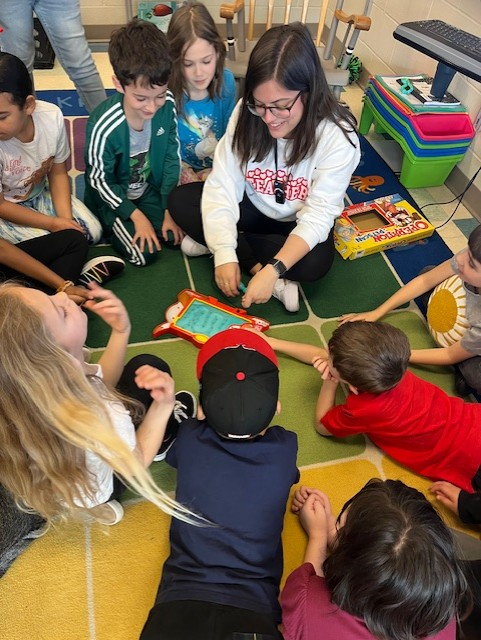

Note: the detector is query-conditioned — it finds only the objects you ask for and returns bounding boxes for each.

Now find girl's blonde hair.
[167,2,226,114]
[0,283,203,525]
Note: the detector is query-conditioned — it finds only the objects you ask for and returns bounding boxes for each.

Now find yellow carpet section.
[1,310,479,640]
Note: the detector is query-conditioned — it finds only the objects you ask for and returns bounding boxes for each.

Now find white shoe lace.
[173,399,190,423]
[82,262,110,283]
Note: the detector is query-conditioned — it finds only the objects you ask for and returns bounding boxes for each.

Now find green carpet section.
[303,252,404,318]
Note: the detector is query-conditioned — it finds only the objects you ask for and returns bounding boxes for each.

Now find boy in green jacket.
[84,19,183,266]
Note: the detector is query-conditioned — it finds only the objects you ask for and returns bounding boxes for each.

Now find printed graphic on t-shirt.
[128,151,151,199]
[246,167,308,202]
[183,113,218,167]
[1,154,53,202]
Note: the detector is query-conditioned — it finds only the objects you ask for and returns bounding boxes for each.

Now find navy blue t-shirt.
[156,419,299,621]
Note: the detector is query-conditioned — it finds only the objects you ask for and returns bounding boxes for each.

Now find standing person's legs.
[33,0,107,113]
[0,1,36,73]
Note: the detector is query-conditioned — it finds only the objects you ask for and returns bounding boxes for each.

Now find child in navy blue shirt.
[140,328,299,640]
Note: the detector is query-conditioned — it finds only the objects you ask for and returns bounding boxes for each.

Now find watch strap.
[267,258,287,278]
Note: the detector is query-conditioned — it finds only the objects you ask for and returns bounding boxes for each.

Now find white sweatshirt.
[202,102,361,267]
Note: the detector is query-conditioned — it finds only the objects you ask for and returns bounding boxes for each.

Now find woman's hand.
[215,263,241,297]
[241,266,278,308]
[82,283,131,334]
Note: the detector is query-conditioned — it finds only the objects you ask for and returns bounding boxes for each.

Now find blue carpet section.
[36,88,115,116]
[347,136,453,289]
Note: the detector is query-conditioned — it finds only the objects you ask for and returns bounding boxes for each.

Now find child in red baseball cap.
[140,327,299,640]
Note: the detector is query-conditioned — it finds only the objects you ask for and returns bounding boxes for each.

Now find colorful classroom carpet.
[1,92,478,640]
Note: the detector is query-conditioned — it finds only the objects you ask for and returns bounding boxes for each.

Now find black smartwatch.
[266,258,287,278]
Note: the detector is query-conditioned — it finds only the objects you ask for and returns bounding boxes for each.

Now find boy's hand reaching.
[83,283,131,334]
[430,481,461,515]
[338,310,379,325]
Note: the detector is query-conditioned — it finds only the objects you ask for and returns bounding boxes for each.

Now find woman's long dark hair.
[233,22,357,167]
[324,479,470,640]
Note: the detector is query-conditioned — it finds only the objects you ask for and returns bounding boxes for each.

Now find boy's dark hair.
[328,321,410,393]
[167,2,226,114]
[233,22,357,167]
[108,18,172,88]
[0,52,33,108]
[468,224,481,264]
[324,479,469,640]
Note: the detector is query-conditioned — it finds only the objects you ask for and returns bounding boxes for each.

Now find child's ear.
[24,95,36,115]
[112,75,124,93]
[197,404,205,420]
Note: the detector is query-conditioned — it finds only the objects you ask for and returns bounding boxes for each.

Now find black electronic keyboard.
[394,20,481,83]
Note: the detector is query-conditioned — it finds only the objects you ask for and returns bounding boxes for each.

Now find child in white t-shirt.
[0,52,101,244]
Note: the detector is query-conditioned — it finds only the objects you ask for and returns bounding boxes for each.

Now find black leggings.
[0,230,88,292]
[111,354,171,499]
[169,182,335,282]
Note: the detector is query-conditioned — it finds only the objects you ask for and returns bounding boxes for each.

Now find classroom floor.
[33,51,478,253]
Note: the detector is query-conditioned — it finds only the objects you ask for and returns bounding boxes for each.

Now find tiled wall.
[80,0,481,197]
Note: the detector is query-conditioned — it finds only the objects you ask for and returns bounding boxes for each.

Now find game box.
[334,193,435,260]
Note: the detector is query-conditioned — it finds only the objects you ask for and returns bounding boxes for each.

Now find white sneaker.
[78,256,125,286]
[272,279,299,312]
[181,235,210,257]
[88,500,124,526]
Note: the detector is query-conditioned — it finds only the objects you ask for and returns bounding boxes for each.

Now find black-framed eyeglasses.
[246,91,302,119]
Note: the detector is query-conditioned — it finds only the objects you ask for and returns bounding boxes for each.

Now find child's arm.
[409,340,474,366]
[0,237,90,301]
[262,334,328,364]
[83,284,131,386]
[133,365,175,467]
[47,161,80,223]
[315,380,338,436]
[340,259,454,324]
[161,208,184,245]
[0,192,82,233]
[297,493,330,576]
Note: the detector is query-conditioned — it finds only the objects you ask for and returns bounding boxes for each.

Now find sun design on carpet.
[350,174,384,193]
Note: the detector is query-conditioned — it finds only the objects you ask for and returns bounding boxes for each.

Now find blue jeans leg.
[0,0,106,113]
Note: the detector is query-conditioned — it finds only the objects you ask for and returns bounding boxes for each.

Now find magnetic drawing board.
[176,298,249,338]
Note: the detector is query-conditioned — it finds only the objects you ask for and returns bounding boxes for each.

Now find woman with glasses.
[169,22,360,312]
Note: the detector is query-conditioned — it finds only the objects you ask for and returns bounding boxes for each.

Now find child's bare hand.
[134,365,175,409]
[312,356,336,381]
[298,493,328,537]
[161,209,185,245]
[131,209,161,254]
[430,481,461,515]
[338,311,378,325]
[82,283,131,334]
[65,284,93,304]
[292,486,330,513]
[48,217,84,234]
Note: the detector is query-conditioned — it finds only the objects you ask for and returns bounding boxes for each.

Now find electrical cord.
[419,165,481,229]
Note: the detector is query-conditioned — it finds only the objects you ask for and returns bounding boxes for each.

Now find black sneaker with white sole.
[78,256,126,287]
[154,391,197,462]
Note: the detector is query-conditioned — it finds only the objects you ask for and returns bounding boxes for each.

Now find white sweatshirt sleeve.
[289,122,361,249]
[201,103,245,267]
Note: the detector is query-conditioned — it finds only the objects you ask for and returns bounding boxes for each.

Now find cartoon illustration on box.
[334,193,434,260]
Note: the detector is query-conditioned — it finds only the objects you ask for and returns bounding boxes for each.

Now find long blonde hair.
[0,284,204,525]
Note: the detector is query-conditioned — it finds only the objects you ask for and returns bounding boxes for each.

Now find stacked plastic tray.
[359,77,475,188]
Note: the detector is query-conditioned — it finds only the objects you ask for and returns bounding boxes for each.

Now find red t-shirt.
[322,371,481,493]
[281,563,456,640]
